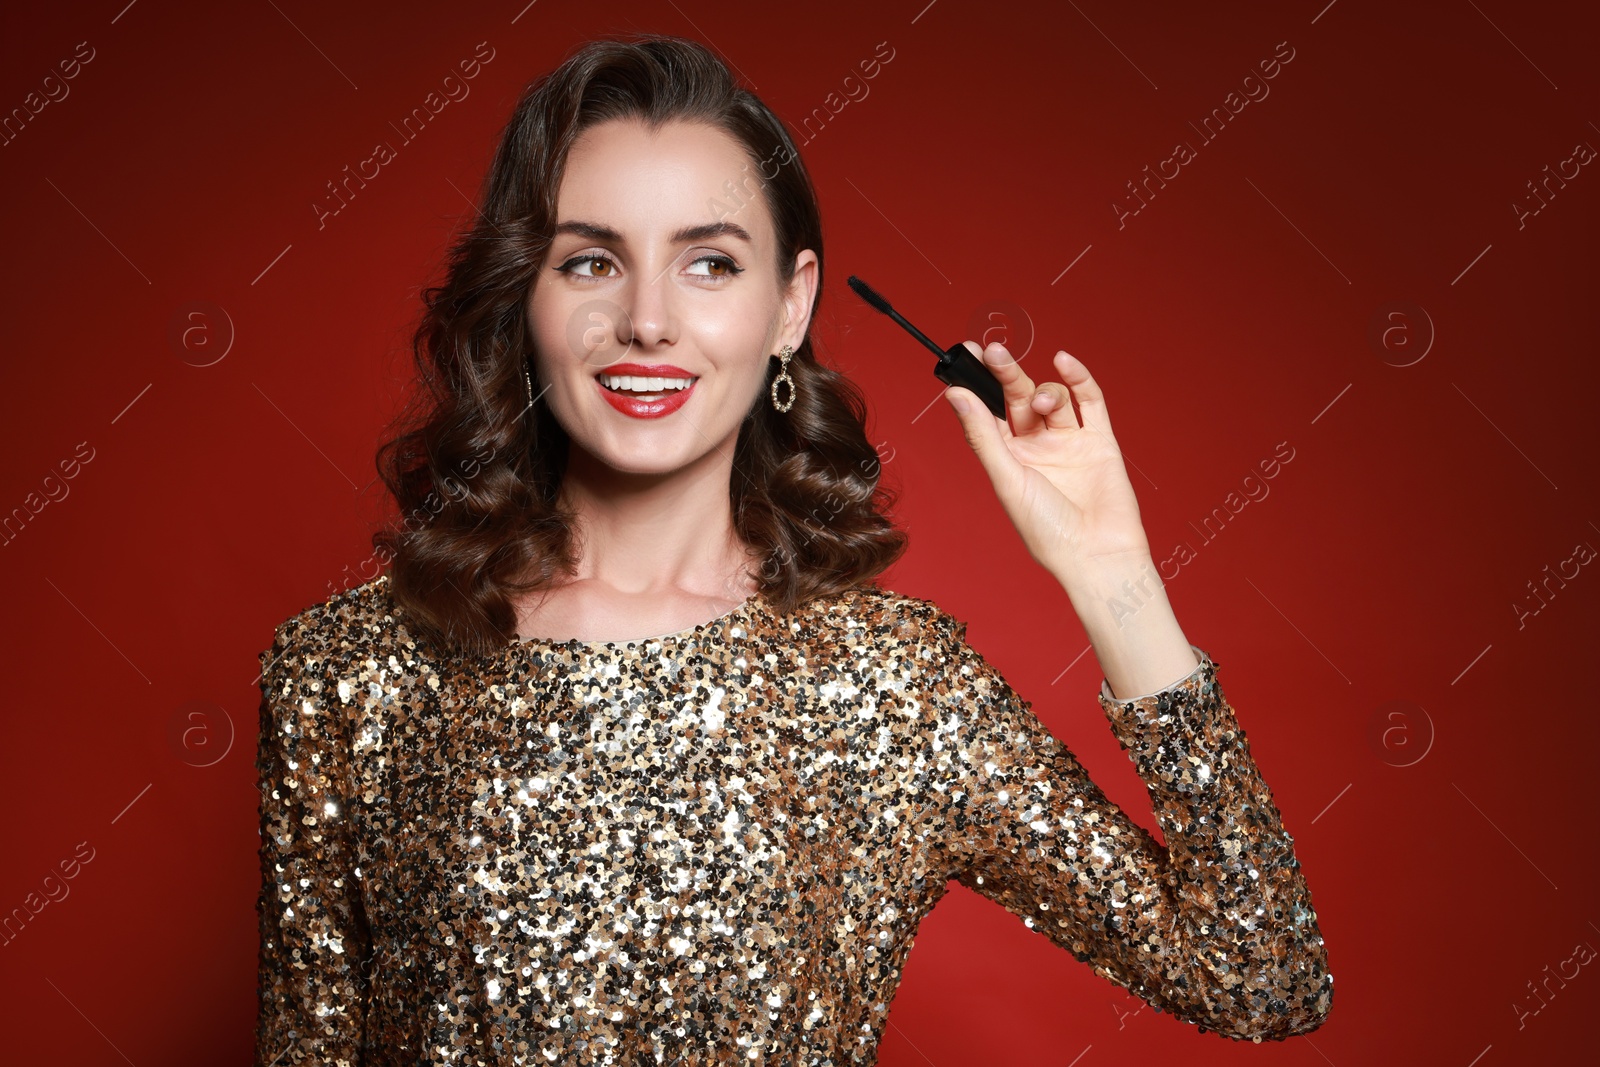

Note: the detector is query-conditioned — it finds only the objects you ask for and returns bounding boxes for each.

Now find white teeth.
[599,374,696,393]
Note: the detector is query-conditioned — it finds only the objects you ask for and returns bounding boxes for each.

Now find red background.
[2,1,1597,1063]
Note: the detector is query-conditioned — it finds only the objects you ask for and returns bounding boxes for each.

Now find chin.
[605,454,687,476]
[574,436,692,476]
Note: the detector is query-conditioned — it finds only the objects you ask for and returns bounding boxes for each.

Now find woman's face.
[527,117,817,477]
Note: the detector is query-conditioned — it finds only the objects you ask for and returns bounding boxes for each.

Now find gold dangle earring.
[770,344,796,412]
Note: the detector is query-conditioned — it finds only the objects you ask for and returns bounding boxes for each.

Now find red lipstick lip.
[595,375,696,419]
[596,362,696,378]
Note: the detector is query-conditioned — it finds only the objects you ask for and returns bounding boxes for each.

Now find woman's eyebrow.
[551,219,753,245]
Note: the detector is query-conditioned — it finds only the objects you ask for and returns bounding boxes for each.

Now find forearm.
[925,598,1334,1040]
[1055,552,1198,700]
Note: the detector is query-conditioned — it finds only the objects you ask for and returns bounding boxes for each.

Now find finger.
[1054,351,1113,436]
[961,340,1038,436]
[1029,381,1080,431]
[944,385,1023,497]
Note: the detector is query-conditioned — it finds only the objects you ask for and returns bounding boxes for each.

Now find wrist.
[1055,552,1199,699]
[1052,547,1159,605]
[1059,553,1174,646]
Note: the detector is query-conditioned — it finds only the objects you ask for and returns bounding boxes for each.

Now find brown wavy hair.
[371,34,908,659]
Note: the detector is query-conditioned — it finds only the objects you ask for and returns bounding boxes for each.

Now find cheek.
[526,290,585,380]
[686,291,780,359]
[528,284,565,342]
[531,287,645,372]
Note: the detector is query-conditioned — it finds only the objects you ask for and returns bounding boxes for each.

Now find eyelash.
[554,253,744,281]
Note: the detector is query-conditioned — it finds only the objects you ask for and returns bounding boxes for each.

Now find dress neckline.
[505,590,766,652]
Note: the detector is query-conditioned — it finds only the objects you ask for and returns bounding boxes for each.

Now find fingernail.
[950,393,970,415]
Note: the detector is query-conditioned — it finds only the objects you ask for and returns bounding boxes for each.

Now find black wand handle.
[934,342,1007,419]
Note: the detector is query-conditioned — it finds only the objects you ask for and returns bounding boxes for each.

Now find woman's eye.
[687,255,744,279]
[557,255,617,278]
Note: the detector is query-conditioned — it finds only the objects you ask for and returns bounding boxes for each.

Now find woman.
[255,34,1331,1065]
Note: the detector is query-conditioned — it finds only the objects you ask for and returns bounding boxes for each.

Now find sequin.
[255,575,1331,1064]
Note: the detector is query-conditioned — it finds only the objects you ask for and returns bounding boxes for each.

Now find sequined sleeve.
[916,611,1332,1042]
[255,615,372,1066]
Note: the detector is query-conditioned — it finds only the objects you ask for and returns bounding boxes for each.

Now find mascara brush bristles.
[846,275,893,315]
[846,275,948,361]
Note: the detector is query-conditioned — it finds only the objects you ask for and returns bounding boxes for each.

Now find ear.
[777,249,820,352]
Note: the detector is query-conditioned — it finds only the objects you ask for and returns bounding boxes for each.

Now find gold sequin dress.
[255,575,1331,1065]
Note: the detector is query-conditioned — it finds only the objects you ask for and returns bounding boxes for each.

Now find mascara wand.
[846,275,1008,419]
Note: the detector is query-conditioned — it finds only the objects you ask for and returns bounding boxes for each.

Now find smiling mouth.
[597,373,699,400]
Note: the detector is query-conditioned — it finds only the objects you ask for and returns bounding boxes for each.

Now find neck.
[555,442,756,598]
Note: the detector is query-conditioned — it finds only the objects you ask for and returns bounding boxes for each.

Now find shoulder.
[819,587,1015,689]
[259,575,408,683]
[790,583,969,650]
[798,586,1026,708]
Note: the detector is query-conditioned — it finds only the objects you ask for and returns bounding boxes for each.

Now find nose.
[617,266,677,350]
